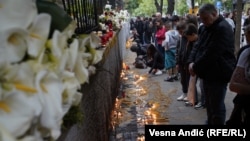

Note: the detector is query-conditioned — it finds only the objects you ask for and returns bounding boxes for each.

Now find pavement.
[109,48,235,141]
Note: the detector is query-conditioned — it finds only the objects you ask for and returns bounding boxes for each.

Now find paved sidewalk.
[109,49,235,141]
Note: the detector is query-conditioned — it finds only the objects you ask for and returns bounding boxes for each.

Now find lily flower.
[0,28,28,63]
[0,0,37,31]
[39,72,64,140]
[50,30,67,60]
[74,54,89,84]
[0,90,39,138]
[27,14,51,58]
[66,38,79,71]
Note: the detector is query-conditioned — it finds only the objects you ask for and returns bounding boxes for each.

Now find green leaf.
[36,0,73,38]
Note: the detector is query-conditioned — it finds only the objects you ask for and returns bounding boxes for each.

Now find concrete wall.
[57,23,130,141]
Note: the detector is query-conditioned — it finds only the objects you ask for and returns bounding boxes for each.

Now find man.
[188,3,236,125]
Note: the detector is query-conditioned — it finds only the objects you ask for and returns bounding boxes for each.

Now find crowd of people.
[129,3,250,125]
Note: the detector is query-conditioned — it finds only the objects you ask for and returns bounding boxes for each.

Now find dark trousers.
[203,80,227,125]
[180,67,190,94]
[147,60,164,70]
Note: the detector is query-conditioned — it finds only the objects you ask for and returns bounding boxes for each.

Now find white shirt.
[237,48,250,68]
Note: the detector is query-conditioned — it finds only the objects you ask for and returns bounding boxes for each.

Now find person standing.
[226,24,250,125]
[155,19,167,58]
[188,3,236,125]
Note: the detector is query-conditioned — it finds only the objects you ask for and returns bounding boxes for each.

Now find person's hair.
[155,18,164,26]
[183,23,198,36]
[176,21,186,31]
[199,3,217,15]
[185,14,198,27]
[147,44,157,58]
[171,15,179,22]
[165,21,173,30]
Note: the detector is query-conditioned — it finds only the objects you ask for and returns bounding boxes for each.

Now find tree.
[234,0,244,55]
[154,0,162,13]
[166,0,175,15]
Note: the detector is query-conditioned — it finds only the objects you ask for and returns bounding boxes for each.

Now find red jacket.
[155,27,166,45]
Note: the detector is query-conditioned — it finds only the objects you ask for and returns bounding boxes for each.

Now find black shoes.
[164,77,174,82]
[164,74,179,82]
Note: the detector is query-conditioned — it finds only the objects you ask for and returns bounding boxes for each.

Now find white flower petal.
[51,30,67,59]
[0,123,16,141]
[0,0,37,30]
[0,91,37,137]
[89,32,101,48]
[74,54,89,84]
[67,39,79,71]
[0,28,28,63]
[27,14,51,58]
[39,72,64,139]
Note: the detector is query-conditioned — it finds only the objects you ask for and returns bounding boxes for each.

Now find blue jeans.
[203,80,227,125]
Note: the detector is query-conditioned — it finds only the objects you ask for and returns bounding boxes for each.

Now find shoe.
[185,101,193,106]
[155,70,163,75]
[172,75,179,80]
[194,102,205,109]
[183,97,188,101]
[164,77,174,82]
[177,94,185,101]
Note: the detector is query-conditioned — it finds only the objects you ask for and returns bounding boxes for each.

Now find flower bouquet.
[0,0,104,140]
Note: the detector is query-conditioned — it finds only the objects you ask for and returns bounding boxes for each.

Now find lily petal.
[0,28,28,63]
[51,30,67,59]
[0,91,37,137]
[67,38,79,71]
[0,0,37,30]
[74,54,89,84]
[39,72,64,139]
[27,14,51,58]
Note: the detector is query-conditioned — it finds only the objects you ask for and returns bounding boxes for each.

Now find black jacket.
[188,15,236,83]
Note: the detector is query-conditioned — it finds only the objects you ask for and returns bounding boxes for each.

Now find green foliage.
[175,0,189,16]
[62,105,84,129]
[126,0,235,17]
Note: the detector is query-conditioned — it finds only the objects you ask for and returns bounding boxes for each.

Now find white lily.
[39,72,64,140]
[74,54,89,84]
[89,32,101,49]
[0,123,16,141]
[61,71,81,114]
[90,49,104,65]
[80,34,104,65]
[0,0,37,31]
[51,30,67,60]
[0,28,28,63]
[27,14,51,58]
[0,90,38,138]
[65,38,79,71]
[61,21,77,38]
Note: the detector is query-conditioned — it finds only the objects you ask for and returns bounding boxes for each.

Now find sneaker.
[185,101,193,106]
[164,77,174,82]
[155,70,163,75]
[194,102,205,109]
[177,94,185,101]
[172,75,179,81]
[183,97,188,101]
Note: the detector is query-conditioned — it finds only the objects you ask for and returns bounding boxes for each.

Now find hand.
[189,63,195,76]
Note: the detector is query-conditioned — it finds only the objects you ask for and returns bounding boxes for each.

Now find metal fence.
[61,0,116,34]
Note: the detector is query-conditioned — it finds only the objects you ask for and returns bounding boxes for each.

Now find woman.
[155,19,166,58]
[146,44,164,75]
[227,24,250,125]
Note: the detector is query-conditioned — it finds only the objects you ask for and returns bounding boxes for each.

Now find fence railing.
[61,0,116,34]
